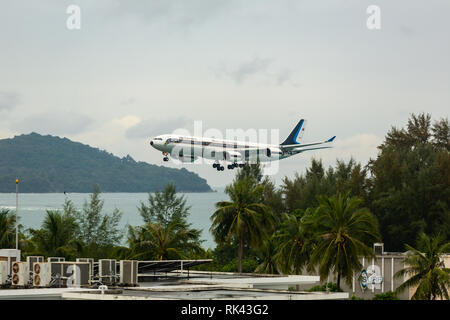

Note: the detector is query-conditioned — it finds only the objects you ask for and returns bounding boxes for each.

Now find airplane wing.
[280,136,336,151]
[292,146,333,153]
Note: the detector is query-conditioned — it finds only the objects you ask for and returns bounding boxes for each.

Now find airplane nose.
[150,140,154,146]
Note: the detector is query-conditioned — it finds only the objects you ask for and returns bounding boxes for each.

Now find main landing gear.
[213,163,246,171]
[213,163,225,171]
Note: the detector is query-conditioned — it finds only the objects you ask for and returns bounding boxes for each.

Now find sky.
[0,0,449,188]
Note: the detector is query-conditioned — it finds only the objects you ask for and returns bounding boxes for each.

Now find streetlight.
[15,179,19,250]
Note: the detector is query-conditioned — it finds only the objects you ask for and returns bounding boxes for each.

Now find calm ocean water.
[0,190,226,249]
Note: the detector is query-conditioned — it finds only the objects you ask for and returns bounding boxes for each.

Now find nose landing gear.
[162,152,169,162]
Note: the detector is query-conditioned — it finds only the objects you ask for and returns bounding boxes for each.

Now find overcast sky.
[1,0,449,188]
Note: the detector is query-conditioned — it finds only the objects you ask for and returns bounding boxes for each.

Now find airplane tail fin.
[280,119,306,145]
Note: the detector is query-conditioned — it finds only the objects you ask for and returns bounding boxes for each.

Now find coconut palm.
[255,236,280,274]
[395,233,450,300]
[0,209,16,248]
[275,210,316,275]
[28,210,81,259]
[210,176,275,273]
[311,192,380,290]
[128,220,203,260]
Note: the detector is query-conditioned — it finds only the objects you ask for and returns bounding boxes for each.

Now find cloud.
[213,57,273,84]
[14,112,95,136]
[113,0,233,27]
[213,57,298,86]
[112,115,141,128]
[120,97,136,106]
[399,25,415,37]
[126,116,190,139]
[0,91,20,112]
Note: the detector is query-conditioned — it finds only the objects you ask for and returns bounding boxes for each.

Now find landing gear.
[216,165,224,171]
[238,163,245,168]
[163,157,169,162]
[227,163,238,170]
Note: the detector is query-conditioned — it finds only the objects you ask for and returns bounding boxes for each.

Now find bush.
[372,291,399,300]
[308,282,343,292]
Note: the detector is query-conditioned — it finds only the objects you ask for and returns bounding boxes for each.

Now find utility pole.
[15,179,19,250]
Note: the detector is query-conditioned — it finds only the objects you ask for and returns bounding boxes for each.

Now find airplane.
[149,119,336,171]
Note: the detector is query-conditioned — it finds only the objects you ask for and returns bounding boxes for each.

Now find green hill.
[0,133,212,193]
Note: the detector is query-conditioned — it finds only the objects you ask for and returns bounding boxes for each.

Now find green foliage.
[0,133,212,192]
[281,158,368,214]
[210,175,275,273]
[254,237,280,274]
[74,187,123,250]
[369,113,450,251]
[0,209,17,248]
[128,183,203,260]
[350,294,364,300]
[308,282,343,292]
[221,257,259,273]
[310,193,380,290]
[394,233,450,300]
[372,291,399,300]
[28,208,81,259]
[274,211,315,275]
[139,183,191,227]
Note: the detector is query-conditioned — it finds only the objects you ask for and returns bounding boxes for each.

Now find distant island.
[0,133,212,193]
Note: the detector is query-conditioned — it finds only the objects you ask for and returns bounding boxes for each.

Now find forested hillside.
[0,133,212,193]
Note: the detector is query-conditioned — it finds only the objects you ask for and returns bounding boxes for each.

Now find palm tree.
[128,220,203,260]
[311,192,380,290]
[0,209,16,248]
[210,177,275,273]
[275,210,315,275]
[395,233,450,300]
[29,210,81,259]
[255,236,280,274]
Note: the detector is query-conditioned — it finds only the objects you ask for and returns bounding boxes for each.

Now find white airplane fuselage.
[149,119,336,170]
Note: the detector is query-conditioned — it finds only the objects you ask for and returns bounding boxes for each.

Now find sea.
[0,189,227,249]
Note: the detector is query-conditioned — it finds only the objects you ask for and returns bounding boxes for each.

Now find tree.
[0,209,16,248]
[138,183,190,228]
[311,193,380,290]
[128,183,203,260]
[395,233,450,300]
[74,186,123,256]
[28,208,80,259]
[368,113,450,251]
[128,220,203,260]
[255,236,280,274]
[274,210,315,275]
[210,176,275,273]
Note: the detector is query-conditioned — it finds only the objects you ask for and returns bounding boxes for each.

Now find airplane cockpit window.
[166,137,182,144]
[154,137,163,141]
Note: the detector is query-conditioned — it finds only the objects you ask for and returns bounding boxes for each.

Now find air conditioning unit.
[33,262,52,287]
[27,256,44,273]
[0,261,8,285]
[49,262,90,287]
[374,243,384,255]
[0,249,21,276]
[62,262,90,287]
[76,258,94,279]
[119,260,138,285]
[48,257,65,263]
[11,261,29,286]
[99,259,116,284]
